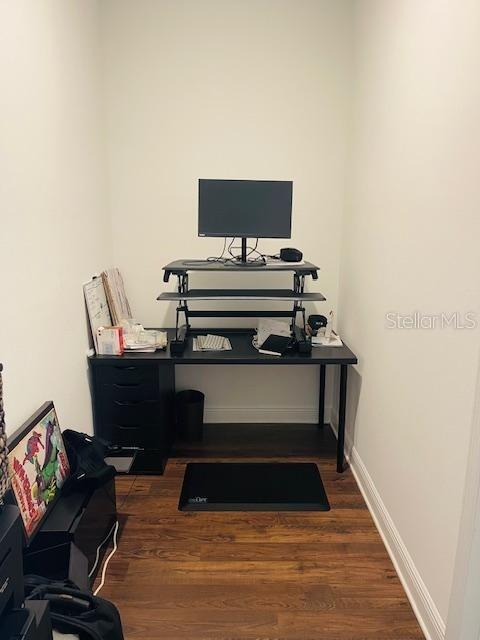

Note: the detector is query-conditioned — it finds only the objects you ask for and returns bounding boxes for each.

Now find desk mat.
[178,462,330,511]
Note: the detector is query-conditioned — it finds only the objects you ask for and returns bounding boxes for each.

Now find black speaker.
[280,247,303,262]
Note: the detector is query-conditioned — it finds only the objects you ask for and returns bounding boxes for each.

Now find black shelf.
[157,288,326,302]
[163,259,319,277]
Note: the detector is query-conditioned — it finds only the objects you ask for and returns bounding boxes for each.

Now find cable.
[118,474,137,510]
[94,520,119,596]
[88,520,118,578]
[249,238,259,256]
[227,237,237,260]
[206,237,228,263]
[227,238,266,264]
[192,237,269,266]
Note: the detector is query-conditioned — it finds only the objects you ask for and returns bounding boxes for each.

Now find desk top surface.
[90,329,357,365]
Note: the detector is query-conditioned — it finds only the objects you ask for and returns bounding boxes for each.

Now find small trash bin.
[176,390,205,441]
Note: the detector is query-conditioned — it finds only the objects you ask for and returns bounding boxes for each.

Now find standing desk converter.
[89,259,358,474]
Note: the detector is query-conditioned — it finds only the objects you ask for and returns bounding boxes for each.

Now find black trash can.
[176,390,205,441]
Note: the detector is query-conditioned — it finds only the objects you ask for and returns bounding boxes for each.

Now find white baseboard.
[204,405,332,424]
[330,413,445,640]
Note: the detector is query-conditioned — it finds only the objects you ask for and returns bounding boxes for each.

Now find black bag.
[25,576,124,640]
[62,430,116,492]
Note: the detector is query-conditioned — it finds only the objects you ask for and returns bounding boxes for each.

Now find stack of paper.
[121,322,168,352]
[102,268,132,325]
[312,332,343,347]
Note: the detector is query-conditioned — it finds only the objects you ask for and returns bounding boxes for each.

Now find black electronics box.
[24,478,116,587]
[294,326,312,355]
[0,608,37,640]
[0,602,53,640]
[0,505,24,617]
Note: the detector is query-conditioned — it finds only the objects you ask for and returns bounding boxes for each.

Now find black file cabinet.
[89,358,175,473]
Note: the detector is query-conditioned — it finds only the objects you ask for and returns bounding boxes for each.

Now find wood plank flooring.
[98,426,425,640]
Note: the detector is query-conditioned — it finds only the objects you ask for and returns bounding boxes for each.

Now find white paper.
[257,318,291,347]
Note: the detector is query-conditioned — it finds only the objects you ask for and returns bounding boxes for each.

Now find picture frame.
[7,401,70,542]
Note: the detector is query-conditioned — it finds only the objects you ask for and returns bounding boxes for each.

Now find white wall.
[100,0,351,421]
[339,0,480,633]
[0,1,108,435]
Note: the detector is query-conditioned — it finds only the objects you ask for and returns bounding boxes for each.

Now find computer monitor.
[198,179,292,262]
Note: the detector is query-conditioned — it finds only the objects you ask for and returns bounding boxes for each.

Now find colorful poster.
[8,406,70,537]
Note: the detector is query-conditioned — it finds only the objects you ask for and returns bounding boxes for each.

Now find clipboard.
[84,277,112,352]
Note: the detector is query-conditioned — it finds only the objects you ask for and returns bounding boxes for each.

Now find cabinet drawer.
[106,423,162,449]
[106,399,161,425]
[96,364,157,386]
[99,382,159,403]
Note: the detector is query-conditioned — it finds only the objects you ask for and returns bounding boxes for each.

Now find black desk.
[89,329,357,473]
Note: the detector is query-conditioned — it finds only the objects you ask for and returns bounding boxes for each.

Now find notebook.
[258,334,292,356]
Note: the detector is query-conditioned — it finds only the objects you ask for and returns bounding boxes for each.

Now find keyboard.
[196,334,232,351]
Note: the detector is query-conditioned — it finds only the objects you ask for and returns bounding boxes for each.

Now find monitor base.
[234,260,266,268]
[237,237,266,266]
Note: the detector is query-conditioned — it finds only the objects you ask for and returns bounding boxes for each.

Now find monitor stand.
[236,237,266,267]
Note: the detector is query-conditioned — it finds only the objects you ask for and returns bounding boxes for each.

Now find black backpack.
[25,576,124,640]
[62,429,116,492]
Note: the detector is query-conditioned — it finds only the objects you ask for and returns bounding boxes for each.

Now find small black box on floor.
[0,506,24,616]
[0,603,52,640]
[25,478,116,586]
[179,462,330,511]
[24,542,89,591]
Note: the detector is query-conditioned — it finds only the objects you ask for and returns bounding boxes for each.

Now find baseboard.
[330,413,445,640]
[204,406,332,424]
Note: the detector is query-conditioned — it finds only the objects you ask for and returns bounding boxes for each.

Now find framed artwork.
[7,401,70,540]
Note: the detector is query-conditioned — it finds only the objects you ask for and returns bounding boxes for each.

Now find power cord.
[206,237,228,263]
[93,520,119,596]
[190,237,272,265]
[228,238,266,264]
[88,520,118,579]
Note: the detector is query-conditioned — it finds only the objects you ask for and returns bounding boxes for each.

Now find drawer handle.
[114,366,137,371]
[112,383,140,389]
[114,399,156,407]
[116,424,140,431]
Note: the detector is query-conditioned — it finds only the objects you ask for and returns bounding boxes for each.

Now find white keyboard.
[196,334,231,351]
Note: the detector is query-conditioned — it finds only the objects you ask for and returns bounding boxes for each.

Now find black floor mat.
[178,462,330,511]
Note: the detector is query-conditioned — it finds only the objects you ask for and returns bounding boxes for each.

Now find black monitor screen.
[198,179,292,238]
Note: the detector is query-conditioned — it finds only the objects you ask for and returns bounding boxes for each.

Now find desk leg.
[337,365,348,473]
[318,364,326,427]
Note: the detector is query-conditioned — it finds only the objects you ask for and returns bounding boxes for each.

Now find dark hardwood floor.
[97,424,425,640]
